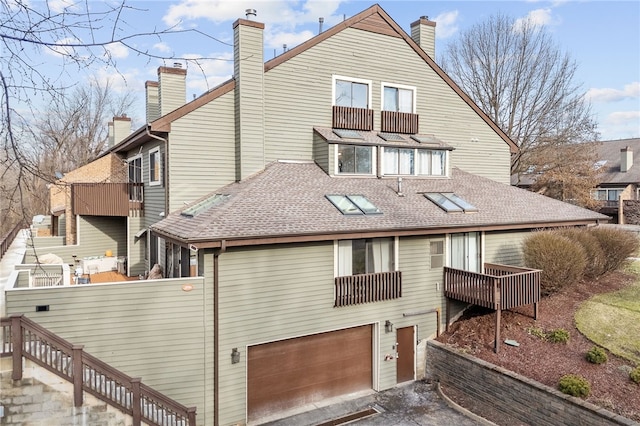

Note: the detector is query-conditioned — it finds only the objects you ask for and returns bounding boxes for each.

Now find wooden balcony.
[335,271,402,307]
[444,263,541,352]
[381,110,419,134]
[332,105,374,131]
[71,183,143,217]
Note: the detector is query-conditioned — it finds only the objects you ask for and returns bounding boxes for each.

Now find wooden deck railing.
[332,105,374,131]
[1,315,196,426]
[380,110,419,134]
[335,271,402,307]
[1,221,25,261]
[72,183,143,217]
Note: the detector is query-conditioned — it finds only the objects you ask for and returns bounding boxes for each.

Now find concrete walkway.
[0,228,28,317]
[261,381,489,426]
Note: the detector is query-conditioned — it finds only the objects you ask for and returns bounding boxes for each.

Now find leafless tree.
[441,13,599,178]
[0,0,228,233]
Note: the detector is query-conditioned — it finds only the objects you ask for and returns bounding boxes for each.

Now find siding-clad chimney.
[158,65,187,116]
[410,16,436,59]
[621,146,633,172]
[233,16,265,181]
[145,81,160,122]
[108,116,132,146]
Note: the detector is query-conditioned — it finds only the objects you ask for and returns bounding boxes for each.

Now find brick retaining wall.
[427,340,637,426]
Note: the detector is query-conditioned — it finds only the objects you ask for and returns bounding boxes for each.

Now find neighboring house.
[514,138,640,223]
[7,5,609,425]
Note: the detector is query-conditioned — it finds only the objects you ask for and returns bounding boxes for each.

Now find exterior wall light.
[231,348,240,364]
[385,320,394,333]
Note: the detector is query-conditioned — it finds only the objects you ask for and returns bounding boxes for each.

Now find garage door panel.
[248,325,373,421]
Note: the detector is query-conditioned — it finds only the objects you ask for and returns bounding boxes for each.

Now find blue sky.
[40,0,640,141]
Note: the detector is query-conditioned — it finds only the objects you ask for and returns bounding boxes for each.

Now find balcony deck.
[444,263,541,352]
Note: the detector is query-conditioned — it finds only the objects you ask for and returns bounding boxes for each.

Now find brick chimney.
[108,116,132,146]
[410,16,436,59]
[158,64,187,116]
[621,146,633,172]
[233,14,265,181]
[145,80,160,122]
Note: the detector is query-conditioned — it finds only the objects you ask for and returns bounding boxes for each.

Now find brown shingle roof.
[151,161,607,247]
[590,138,640,185]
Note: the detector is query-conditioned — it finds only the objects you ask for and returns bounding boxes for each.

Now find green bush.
[523,231,586,295]
[589,227,640,273]
[631,367,640,384]
[547,328,570,343]
[557,228,607,278]
[558,374,591,397]
[585,346,608,364]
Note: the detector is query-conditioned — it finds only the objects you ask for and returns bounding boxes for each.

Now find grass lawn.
[575,262,640,365]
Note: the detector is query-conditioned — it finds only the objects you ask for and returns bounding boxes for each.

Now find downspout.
[214,240,226,426]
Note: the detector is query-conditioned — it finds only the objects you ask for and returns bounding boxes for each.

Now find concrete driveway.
[262,380,490,426]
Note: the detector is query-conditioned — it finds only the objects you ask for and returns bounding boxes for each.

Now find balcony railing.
[334,271,402,307]
[332,105,374,131]
[381,110,419,134]
[444,263,541,352]
[72,183,143,217]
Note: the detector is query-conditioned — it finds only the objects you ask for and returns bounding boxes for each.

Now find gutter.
[213,241,226,426]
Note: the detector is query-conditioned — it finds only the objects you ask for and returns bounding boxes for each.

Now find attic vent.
[378,132,405,141]
[333,129,364,140]
[181,194,229,218]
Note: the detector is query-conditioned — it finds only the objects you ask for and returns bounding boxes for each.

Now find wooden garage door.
[248,325,373,421]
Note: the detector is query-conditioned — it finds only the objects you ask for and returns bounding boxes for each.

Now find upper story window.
[593,188,624,201]
[337,145,374,175]
[334,76,371,109]
[128,155,143,202]
[382,83,415,113]
[382,148,447,176]
[337,238,394,276]
[149,148,162,186]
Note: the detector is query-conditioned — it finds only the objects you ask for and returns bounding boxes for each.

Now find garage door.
[248,325,373,421]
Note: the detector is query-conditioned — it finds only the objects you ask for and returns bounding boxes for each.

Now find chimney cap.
[173,62,182,68]
[245,8,257,19]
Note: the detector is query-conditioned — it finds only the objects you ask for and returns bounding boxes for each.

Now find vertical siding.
[235,22,265,181]
[168,92,236,212]
[217,238,445,425]
[484,230,531,266]
[263,28,511,184]
[78,216,126,257]
[5,277,207,421]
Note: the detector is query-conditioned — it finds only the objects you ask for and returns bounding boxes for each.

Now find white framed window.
[383,148,414,175]
[382,148,447,176]
[333,75,372,109]
[592,188,624,201]
[336,144,375,175]
[381,82,416,113]
[449,232,481,273]
[430,240,444,269]
[149,148,162,186]
[128,155,143,202]
[416,150,446,176]
[337,238,395,276]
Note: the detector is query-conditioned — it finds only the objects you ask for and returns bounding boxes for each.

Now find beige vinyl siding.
[263,28,511,184]
[312,132,330,173]
[128,215,146,276]
[141,142,165,227]
[485,230,531,266]
[216,238,444,425]
[59,214,66,236]
[5,277,208,424]
[168,91,236,212]
[27,236,66,249]
[77,216,126,258]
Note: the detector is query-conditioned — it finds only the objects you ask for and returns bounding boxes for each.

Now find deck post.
[534,302,539,320]
[494,278,501,353]
[72,345,84,407]
[132,377,142,426]
[445,298,451,332]
[11,314,23,381]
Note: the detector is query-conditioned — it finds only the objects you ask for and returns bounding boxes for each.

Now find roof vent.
[245,9,257,20]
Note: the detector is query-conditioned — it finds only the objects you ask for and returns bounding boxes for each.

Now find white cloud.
[44,37,82,58]
[433,11,459,39]
[104,42,129,59]
[154,42,172,53]
[514,8,557,32]
[586,82,640,103]
[183,52,235,95]
[599,110,640,140]
[266,30,315,51]
[48,0,78,14]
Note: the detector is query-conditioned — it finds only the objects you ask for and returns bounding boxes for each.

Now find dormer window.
[337,145,374,175]
[382,148,447,176]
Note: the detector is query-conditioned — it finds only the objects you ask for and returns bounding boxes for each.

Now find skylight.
[333,129,364,140]
[425,193,477,213]
[181,194,229,217]
[326,195,382,215]
[378,132,405,141]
